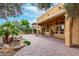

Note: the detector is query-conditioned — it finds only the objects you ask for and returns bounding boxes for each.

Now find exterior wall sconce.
[59,6,61,10]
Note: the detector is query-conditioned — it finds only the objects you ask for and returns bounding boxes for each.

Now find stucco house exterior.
[32,23,41,34]
[36,3,79,47]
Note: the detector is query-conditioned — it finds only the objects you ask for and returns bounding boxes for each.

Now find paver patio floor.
[15,34,79,56]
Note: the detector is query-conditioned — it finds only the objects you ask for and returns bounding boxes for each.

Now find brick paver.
[15,34,79,56]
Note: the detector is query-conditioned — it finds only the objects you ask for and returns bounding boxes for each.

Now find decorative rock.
[14,46,22,50]
[0,43,4,47]
[14,40,25,50]
[3,44,9,48]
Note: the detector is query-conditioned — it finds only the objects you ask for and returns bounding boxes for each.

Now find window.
[60,24,64,34]
[55,24,64,34]
[46,25,49,32]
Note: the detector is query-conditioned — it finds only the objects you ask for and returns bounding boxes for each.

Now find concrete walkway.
[15,34,79,56]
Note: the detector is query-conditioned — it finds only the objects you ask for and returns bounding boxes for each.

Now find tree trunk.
[7,35,14,44]
[3,34,9,44]
[3,36,5,43]
[9,35,14,43]
[5,34,9,44]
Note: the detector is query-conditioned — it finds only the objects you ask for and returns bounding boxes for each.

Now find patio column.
[32,28,34,34]
[49,25,52,37]
[58,25,61,34]
[45,25,47,32]
[65,14,72,47]
[36,24,39,36]
[41,26,44,35]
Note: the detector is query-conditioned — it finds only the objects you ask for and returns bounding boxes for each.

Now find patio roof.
[37,4,60,19]
[46,9,65,20]
[38,9,65,25]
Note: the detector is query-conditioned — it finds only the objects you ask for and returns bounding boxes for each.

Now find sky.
[0,3,57,25]
[0,3,45,25]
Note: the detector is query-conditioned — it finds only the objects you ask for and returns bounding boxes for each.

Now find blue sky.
[0,3,58,25]
[0,3,44,25]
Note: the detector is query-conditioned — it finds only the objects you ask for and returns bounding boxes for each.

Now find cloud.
[21,4,44,24]
[29,19,36,24]
[0,4,44,25]
[23,6,44,15]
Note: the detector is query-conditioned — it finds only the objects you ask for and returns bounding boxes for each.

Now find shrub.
[24,40,31,46]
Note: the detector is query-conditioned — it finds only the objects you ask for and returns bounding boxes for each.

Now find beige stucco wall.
[65,17,71,46]
[72,18,79,45]
[37,4,64,23]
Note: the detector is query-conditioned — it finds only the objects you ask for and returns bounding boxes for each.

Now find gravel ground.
[14,34,79,56]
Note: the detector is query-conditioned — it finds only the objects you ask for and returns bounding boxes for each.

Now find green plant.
[0,3,22,20]
[0,21,20,44]
[64,3,79,19]
[23,40,31,46]
[20,19,32,33]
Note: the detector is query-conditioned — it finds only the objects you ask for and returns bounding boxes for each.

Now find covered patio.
[37,10,65,39]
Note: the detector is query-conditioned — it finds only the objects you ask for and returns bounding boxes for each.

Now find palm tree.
[0,21,20,44]
[64,3,79,46]
[20,19,32,34]
[13,20,22,29]
[0,3,22,44]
